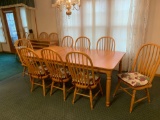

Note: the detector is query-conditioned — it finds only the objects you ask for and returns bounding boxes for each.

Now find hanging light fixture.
[52,0,80,16]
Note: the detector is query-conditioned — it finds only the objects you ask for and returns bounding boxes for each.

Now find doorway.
[2,8,20,53]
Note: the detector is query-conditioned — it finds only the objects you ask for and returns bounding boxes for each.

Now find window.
[0,16,6,43]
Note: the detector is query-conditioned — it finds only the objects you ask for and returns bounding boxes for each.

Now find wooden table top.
[35,46,125,70]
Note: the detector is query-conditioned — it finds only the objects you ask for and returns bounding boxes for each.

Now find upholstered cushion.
[118,72,150,87]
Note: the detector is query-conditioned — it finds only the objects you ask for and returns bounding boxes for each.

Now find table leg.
[119,60,122,73]
[106,70,112,107]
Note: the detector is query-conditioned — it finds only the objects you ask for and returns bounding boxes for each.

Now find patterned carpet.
[1,53,160,120]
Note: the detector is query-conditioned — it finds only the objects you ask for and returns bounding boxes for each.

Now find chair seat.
[118,72,150,87]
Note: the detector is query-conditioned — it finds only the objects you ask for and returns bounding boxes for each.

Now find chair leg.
[113,80,121,97]
[50,81,54,96]
[89,89,93,110]
[23,66,26,77]
[99,82,103,95]
[130,90,136,113]
[63,83,66,101]
[72,87,77,104]
[42,79,46,96]
[30,77,34,92]
[145,88,150,103]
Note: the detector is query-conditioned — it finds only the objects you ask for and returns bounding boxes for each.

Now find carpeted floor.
[1,53,160,120]
[0,53,23,81]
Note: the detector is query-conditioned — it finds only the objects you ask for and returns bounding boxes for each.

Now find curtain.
[125,0,150,71]
[16,7,37,39]
[15,7,24,38]
[56,0,150,71]
[26,8,37,38]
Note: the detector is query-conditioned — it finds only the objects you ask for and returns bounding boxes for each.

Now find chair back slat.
[75,36,90,50]
[96,36,115,51]
[20,48,47,77]
[48,33,59,46]
[38,32,49,41]
[41,49,68,80]
[66,52,96,88]
[61,36,74,47]
[14,39,33,65]
[132,43,160,83]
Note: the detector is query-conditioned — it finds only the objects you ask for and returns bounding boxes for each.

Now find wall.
[34,0,57,35]
[145,0,160,74]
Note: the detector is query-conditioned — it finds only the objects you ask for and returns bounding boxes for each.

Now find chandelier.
[52,0,80,16]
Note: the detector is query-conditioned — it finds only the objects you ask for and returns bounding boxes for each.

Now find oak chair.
[96,36,115,51]
[66,51,103,109]
[38,32,49,41]
[20,48,50,96]
[75,36,91,50]
[113,43,160,113]
[14,39,33,76]
[41,48,71,101]
[48,32,59,46]
[61,36,74,48]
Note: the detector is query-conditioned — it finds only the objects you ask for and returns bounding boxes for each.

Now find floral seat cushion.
[118,72,150,87]
[51,67,70,79]
[73,73,100,85]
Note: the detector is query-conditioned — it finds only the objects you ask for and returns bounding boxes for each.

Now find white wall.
[145,0,160,74]
[34,0,57,35]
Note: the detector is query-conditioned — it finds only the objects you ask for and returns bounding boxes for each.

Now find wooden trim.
[34,10,38,38]
[2,8,20,53]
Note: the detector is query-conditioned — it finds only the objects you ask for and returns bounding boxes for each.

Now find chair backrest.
[61,36,74,47]
[14,38,33,49]
[41,48,68,80]
[96,36,115,51]
[14,39,33,65]
[75,36,91,50]
[20,48,47,76]
[38,32,49,41]
[66,51,97,88]
[132,43,160,84]
[49,32,59,46]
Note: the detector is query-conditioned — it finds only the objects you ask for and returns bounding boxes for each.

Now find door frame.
[2,7,20,53]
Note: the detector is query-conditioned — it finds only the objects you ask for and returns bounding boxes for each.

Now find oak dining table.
[34,46,125,107]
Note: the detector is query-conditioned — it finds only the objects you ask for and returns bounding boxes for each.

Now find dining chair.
[61,36,74,48]
[66,51,103,109]
[113,43,160,113]
[41,48,71,101]
[14,38,33,76]
[38,32,49,41]
[20,48,50,96]
[96,36,115,51]
[75,36,91,50]
[49,32,59,46]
